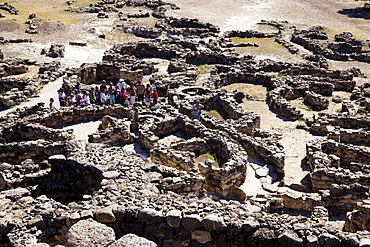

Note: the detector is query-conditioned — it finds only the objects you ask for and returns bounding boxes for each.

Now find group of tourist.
[50,79,159,109]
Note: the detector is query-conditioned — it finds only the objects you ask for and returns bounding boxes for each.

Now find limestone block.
[318,233,340,247]
[166,209,182,228]
[95,207,116,223]
[137,208,163,223]
[278,230,303,247]
[108,233,157,247]
[202,214,226,231]
[191,230,211,244]
[242,217,260,232]
[181,214,202,231]
[65,219,115,247]
[360,238,370,247]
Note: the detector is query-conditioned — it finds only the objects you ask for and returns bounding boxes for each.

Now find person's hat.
[118,78,124,82]
[102,80,106,83]
[85,91,89,94]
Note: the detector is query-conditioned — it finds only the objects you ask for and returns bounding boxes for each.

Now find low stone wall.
[117,25,163,38]
[328,129,370,145]
[155,16,220,36]
[223,29,278,39]
[25,104,132,128]
[0,60,64,110]
[303,91,329,110]
[291,27,370,66]
[344,201,370,233]
[167,87,284,176]
[75,58,154,84]
[0,140,67,163]
[281,184,369,214]
[307,139,370,191]
[0,121,74,143]
[309,113,370,135]
[141,113,249,199]
[266,88,303,120]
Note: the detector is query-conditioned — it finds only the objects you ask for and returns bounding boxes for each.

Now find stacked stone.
[167,86,284,176]
[0,2,19,15]
[309,112,370,136]
[307,139,370,195]
[1,104,370,245]
[75,56,155,84]
[155,16,220,36]
[345,201,370,233]
[118,25,163,38]
[292,27,370,64]
[0,120,74,142]
[266,88,303,120]
[0,139,68,164]
[0,60,64,110]
[25,104,132,128]
[88,115,136,145]
[139,107,249,199]
[303,91,329,110]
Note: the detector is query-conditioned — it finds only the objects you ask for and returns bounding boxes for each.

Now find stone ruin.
[1,1,370,246]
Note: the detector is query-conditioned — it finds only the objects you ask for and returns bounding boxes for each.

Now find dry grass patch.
[231,37,285,54]
[1,0,101,25]
[320,27,368,42]
[194,152,220,168]
[206,110,224,120]
[7,66,40,80]
[196,64,214,77]
[221,83,267,100]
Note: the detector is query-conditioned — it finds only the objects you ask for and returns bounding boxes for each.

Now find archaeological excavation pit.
[31,155,103,204]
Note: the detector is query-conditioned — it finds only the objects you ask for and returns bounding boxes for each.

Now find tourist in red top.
[151,88,158,105]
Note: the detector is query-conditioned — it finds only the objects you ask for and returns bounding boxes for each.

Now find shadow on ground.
[338,7,370,20]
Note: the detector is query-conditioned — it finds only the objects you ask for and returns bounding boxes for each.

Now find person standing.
[144,84,152,107]
[49,98,57,110]
[58,88,66,107]
[151,88,158,105]
[107,83,115,105]
[128,83,136,105]
[100,89,107,105]
[136,81,145,103]
[117,78,126,92]
[89,87,96,104]
[192,100,204,120]
[121,88,129,106]
[100,80,107,93]
[83,91,91,105]
[95,86,101,104]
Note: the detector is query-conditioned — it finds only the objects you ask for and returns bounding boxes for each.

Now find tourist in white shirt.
[100,89,107,105]
[83,91,90,105]
[117,78,126,92]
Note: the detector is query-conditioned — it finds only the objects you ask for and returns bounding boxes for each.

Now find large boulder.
[45,43,65,58]
[65,219,115,247]
[278,230,303,247]
[108,233,157,247]
[247,227,278,247]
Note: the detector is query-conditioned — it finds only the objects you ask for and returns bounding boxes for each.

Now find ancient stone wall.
[266,88,303,120]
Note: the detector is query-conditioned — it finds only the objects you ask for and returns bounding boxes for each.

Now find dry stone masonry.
[1,0,370,246]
